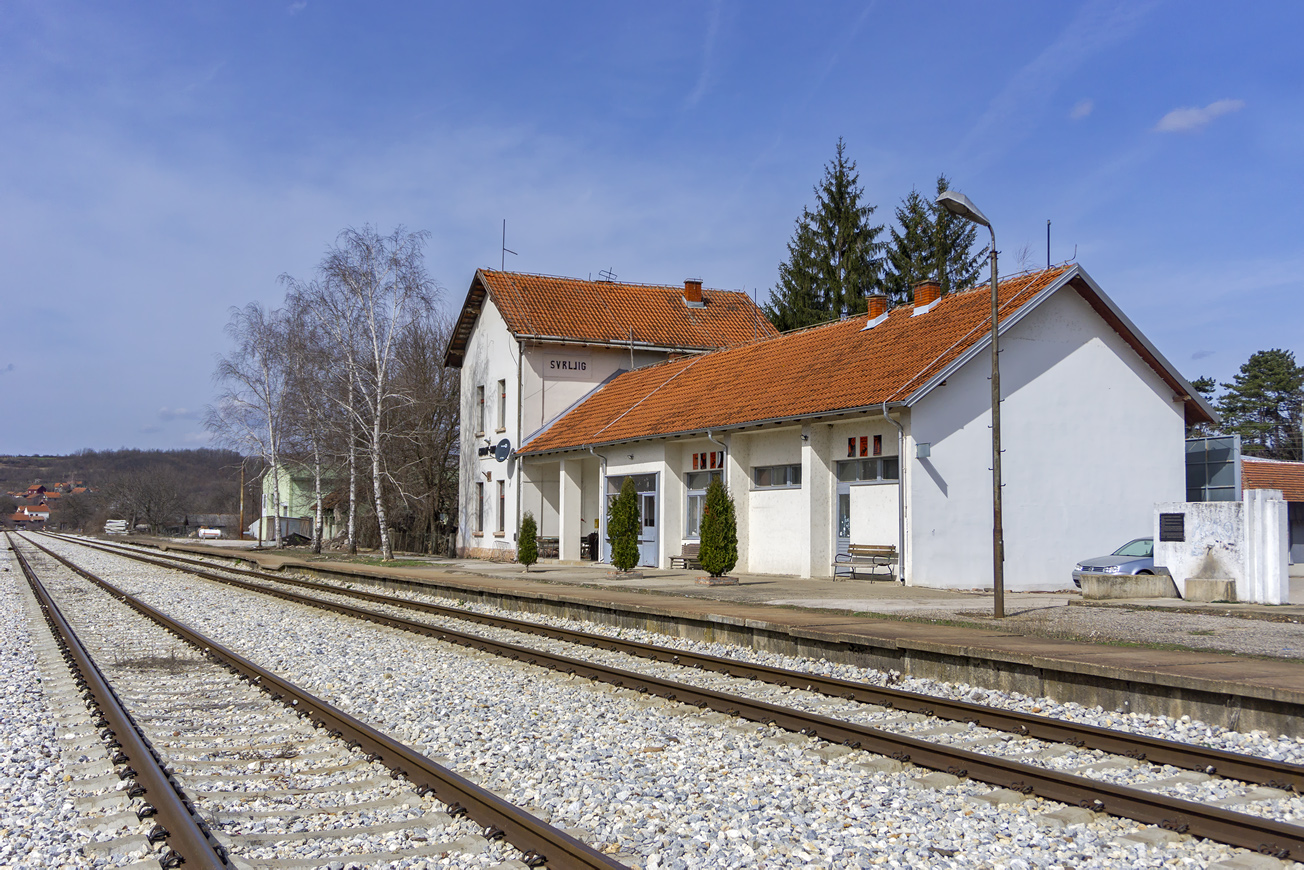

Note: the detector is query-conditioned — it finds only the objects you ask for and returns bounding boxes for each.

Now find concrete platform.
[126,537,1304,737]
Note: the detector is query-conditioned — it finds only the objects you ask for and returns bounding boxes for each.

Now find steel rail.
[6,534,230,870]
[57,532,1304,793]
[33,534,1304,860]
[16,535,627,870]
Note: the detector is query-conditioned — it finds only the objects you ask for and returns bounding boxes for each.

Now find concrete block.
[972,788,1033,806]
[1185,578,1237,602]
[1081,574,1180,600]
[1114,826,1188,847]
[1037,807,1098,829]
[909,772,962,789]
[853,758,904,775]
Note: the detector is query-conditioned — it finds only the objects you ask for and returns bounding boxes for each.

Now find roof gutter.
[882,402,906,585]
[706,430,727,489]
[514,335,724,355]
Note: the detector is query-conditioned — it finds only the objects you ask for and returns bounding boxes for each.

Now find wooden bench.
[833,544,898,581]
[536,536,559,559]
[670,542,702,570]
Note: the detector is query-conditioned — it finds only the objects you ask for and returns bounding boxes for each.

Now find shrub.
[607,477,641,572]
[518,511,538,571]
[699,478,737,577]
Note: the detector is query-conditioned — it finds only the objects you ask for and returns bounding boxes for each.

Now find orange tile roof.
[520,265,1212,455]
[1242,457,1304,502]
[444,270,777,366]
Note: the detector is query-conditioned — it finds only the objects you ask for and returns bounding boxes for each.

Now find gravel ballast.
[12,535,1300,868]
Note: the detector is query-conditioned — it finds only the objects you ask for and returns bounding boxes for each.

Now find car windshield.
[1113,538,1153,558]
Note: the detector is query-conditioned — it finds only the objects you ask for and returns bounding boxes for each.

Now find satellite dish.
[495,438,512,462]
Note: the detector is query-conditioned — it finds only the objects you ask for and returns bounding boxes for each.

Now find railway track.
[30,532,1304,863]
[7,533,627,870]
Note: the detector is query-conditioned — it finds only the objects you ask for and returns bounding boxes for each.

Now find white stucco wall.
[743,428,807,576]
[849,484,899,546]
[907,287,1186,591]
[456,297,521,556]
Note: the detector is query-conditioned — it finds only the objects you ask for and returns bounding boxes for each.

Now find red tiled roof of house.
[520,265,1213,455]
[444,270,778,367]
[1241,457,1304,502]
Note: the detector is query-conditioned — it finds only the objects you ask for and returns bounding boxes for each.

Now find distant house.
[257,463,339,542]
[17,504,49,523]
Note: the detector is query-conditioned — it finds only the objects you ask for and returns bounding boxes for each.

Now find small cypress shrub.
[699,478,738,577]
[607,477,641,572]
[517,511,538,571]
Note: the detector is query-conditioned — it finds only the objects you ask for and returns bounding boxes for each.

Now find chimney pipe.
[866,293,889,319]
[913,280,942,309]
[683,279,703,307]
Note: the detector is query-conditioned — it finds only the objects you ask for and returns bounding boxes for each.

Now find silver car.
[1072,538,1154,588]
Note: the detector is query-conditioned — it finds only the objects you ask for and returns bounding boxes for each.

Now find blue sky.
[3,1,1301,455]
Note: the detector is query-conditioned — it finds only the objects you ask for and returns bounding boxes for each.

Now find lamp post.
[936,190,1004,618]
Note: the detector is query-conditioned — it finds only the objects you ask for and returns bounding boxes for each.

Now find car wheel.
[1137,570,1153,575]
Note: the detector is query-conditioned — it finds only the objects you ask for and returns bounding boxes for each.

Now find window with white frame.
[836,456,899,482]
[684,470,722,537]
[496,480,505,533]
[752,464,801,489]
[476,385,485,434]
[475,481,485,533]
[496,379,507,431]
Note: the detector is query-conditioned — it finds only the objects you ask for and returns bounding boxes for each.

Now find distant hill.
[0,449,262,528]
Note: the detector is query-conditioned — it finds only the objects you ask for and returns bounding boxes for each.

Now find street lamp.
[936,190,1005,618]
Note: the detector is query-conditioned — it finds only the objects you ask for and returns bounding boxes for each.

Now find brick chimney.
[913,280,942,309]
[683,279,704,307]
[866,293,889,319]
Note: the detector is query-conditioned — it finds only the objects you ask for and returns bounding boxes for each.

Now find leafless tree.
[305,225,440,561]
[387,310,461,554]
[282,292,341,554]
[206,303,291,548]
[101,468,186,534]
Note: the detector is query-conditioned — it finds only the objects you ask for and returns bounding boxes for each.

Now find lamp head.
[936,190,991,229]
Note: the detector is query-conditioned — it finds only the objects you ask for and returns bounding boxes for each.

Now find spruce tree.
[1217,349,1304,459]
[607,478,641,572]
[883,174,985,304]
[765,139,884,331]
[698,478,738,577]
[517,511,538,572]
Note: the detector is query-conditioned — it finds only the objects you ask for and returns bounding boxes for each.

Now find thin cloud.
[1155,99,1244,133]
[0,363,13,375]
[140,424,163,434]
[181,431,214,445]
[158,406,199,421]
[685,0,724,108]
[1070,99,1094,120]
[288,1,308,15]
[1191,350,1216,360]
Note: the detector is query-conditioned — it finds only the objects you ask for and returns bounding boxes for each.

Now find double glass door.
[604,473,658,567]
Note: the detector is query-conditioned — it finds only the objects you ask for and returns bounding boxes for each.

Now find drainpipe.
[588,445,608,563]
[882,402,906,584]
[706,430,727,487]
[514,340,524,555]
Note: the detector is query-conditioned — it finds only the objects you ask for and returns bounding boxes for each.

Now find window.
[497,379,507,431]
[836,457,899,483]
[475,481,485,533]
[753,464,801,488]
[496,480,506,533]
[685,470,722,537]
[476,385,485,434]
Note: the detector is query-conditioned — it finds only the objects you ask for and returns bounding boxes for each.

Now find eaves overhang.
[516,402,910,459]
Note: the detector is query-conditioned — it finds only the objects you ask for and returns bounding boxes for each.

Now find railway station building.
[446,264,1215,591]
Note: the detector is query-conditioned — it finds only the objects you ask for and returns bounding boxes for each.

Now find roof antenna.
[599,268,617,282]
[1046,220,1051,269]
[501,219,517,271]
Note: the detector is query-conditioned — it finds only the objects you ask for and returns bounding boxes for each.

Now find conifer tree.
[607,478,641,572]
[517,511,538,572]
[698,478,738,577]
[883,174,985,304]
[765,139,884,331]
[1217,349,1304,459]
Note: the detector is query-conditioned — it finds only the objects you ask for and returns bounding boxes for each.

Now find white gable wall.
[907,287,1185,590]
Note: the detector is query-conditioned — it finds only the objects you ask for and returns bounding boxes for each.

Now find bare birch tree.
[282,292,339,554]
[206,303,290,548]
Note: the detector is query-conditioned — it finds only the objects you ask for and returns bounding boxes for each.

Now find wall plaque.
[1159,513,1185,542]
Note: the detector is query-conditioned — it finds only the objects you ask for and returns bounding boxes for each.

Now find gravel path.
[20,535,1298,868]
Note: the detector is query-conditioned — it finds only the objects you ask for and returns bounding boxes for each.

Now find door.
[836,481,851,557]
[603,473,659,567]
